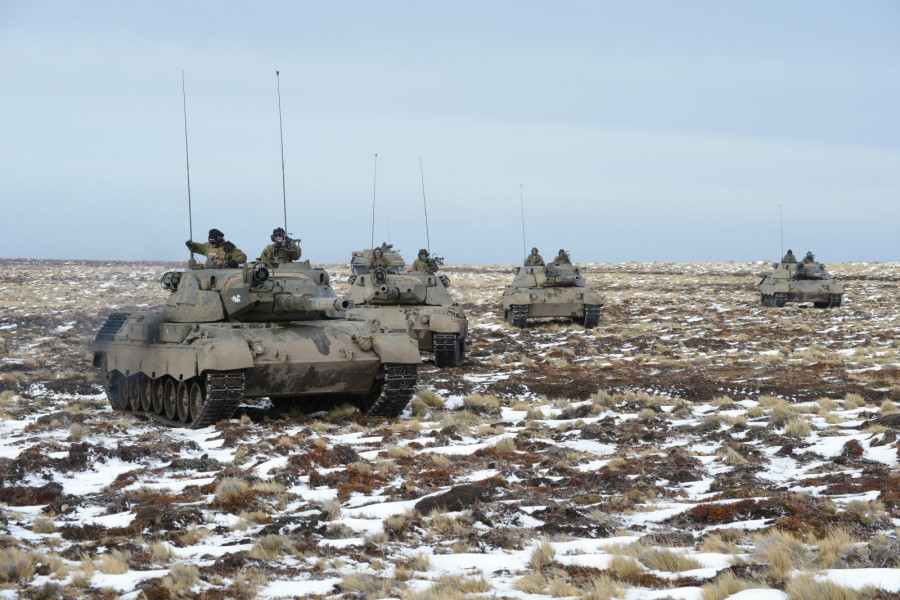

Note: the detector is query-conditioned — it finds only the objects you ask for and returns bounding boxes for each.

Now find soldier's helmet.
[531,247,539,253]
[787,249,793,254]
[208,228,225,245]
[418,249,428,257]
[271,227,286,242]
[558,249,566,255]
[373,247,383,257]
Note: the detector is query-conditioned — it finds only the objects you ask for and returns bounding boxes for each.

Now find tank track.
[582,304,601,329]
[149,371,245,429]
[828,293,842,308]
[509,305,528,328]
[364,364,417,418]
[433,333,463,367]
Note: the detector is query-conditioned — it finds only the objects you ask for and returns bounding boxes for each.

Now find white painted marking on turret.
[231,295,242,303]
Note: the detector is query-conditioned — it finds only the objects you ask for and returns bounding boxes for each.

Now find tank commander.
[782,249,796,263]
[553,249,572,266]
[411,248,436,273]
[186,228,247,268]
[803,251,816,263]
[367,247,393,271]
[524,247,544,266]
[259,227,301,265]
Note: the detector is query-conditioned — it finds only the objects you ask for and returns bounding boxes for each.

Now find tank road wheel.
[126,375,143,411]
[434,333,462,368]
[163,378,178,421]
[176,380,191,423]
[582,305,601,329]
[508,305,528,328]
[151,378,165,414]
[359,364,418,418]
[774,293,788,308]
[188,381,204,422]
[829,293,842,308]
[139,376,153,412]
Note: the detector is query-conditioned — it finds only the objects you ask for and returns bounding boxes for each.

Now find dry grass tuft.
[0,547,37,583]
[417,388,446,408]
[32,516,56,534]
[784,574,858,600]
[879,399,898,415]
[162,562,200,597]
[340,573,394,597]
[843,393,865,409]
[638,547,703,572]
[701,571,751,600]
[699,531,742,554]
[98,549,130,574]
[387,445,414,458]
[814,528,857,569]
[607,554,644,580]
[751,529,814,581]
[529,536,556,570]
[493,436,517,452]
[580,574,621,600]
[325,403,359,422]
[250,535,290,560]
[214,477,250,504]
[68,423,86,442]
[784,416,813,439]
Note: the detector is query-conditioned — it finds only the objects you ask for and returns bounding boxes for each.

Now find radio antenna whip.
[419,155,431,253]
[779,204,784,258]
[370,153,378,250]
[519,184,527,260]
[181,70,194,265]
[276,70,288,232]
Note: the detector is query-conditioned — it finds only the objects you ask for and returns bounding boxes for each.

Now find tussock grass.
[147,541,176,561]
[178,525,211,546]
[493,436,517,452]
[513,571,548,594]
[700,571,751,600]
[68,423,86,442]
[409,395,429,417]
[340,573,395,597]
[162,562,200,597]
[813,528,857,569]
[387,445,414,458]
[348,461,373,475]
[98,549,130,574]
[580,574,621,600]
[607,554,644,580]
[719,446,748,465]
[699,531,742,554]
[784,416,813,438]
[32,516,56,534]
[430,453,452,468]
[637,547,703,572]
[0,547,37,583]
[879,399,898,415]
[406,573,490,599]
[214,478,249,503]
[528,536,556,570]
[751,529,814,581]
[250,534,290,560]
[843,393,866,409]
[417,388,446,408]
[325,403,358,422]
[785,574,858,600]
[843,499,887,525]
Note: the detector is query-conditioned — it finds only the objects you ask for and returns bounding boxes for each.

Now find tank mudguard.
[429,313,468,334]
[372,333,422,364]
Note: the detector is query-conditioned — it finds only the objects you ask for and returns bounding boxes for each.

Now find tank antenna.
[276,70,288,232]
[779,204,784,258]
[519,184,527,260]
[370,153,378,250]
[419,155,431,254]
[181,70,195,266]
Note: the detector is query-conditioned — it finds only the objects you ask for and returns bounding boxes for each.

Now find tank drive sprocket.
[433,333,464,367]
[582,304,601,329]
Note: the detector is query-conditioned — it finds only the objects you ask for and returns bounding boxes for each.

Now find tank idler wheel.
[188,381,204,421]
[829,293,842,308]
[151,378,164,414]
[509,305,528,328]
[760,294,769,307]
[582,304,601,329]
[176,380,191,423]
[108,371,127,410]
[163,378,178,421]
[774,293,788,308]
[139,376,153,412]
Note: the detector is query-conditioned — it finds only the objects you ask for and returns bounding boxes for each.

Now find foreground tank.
[501,263,603,328]
[759,260,844,308]
[346,266,468,367]
[350,244,406,275]
[90,261,421,428]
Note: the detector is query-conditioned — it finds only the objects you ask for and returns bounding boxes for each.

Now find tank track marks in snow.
[582,304,601,329]
[508,304,528,328]
[434,332,464,368]
[364,364,417,418]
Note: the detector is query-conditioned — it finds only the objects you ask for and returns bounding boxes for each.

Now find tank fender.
[428,313,468,334]
[371,333,421,364]
[196,338,255,373]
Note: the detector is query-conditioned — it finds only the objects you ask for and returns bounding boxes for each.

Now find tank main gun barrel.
[553,274,577,284]
[275,294,353,312]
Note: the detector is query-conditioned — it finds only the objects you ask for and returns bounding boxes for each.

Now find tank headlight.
[420,314,430,324]
[354,336,373,351]
[251,342,265,355]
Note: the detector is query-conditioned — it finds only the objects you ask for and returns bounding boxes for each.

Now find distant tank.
[346,259,468,367]
[90,260,421,428]
[501,260,603,328]
[759,254,844,308]
[350,243,406,275]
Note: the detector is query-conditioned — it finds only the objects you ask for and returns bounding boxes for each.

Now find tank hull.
[92,311,420,426]
[347,305,467,352]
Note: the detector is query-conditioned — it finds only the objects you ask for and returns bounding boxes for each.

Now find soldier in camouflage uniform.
[186,228,247,268]
[259,227,301,265]
[411,249,435,273]
[367,247,393,271]
[524,247,544,266]
[803,251,816,263]
[553,249,572,266]
[782,249,797,263]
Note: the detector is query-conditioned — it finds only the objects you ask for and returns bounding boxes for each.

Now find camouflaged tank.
[759,257,844,308]
[90,260,420,428]
[350,243,406,275]
[345,261,468,367]
[501,262,603,328]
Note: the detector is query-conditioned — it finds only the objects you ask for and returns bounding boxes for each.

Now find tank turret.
[91,260,420,428]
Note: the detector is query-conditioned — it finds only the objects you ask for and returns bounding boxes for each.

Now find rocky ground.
[0,258,898,599]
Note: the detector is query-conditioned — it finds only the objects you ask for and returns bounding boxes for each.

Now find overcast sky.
[1,1,898,264]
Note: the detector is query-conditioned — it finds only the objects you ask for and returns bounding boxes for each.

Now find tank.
[759,257,844,308]
[90,260,421,428]
[345,262,468,367]
[350,243,406,275]
[501,262,603,328]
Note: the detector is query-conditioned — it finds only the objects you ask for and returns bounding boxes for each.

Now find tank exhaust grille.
[94,313,131,342]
